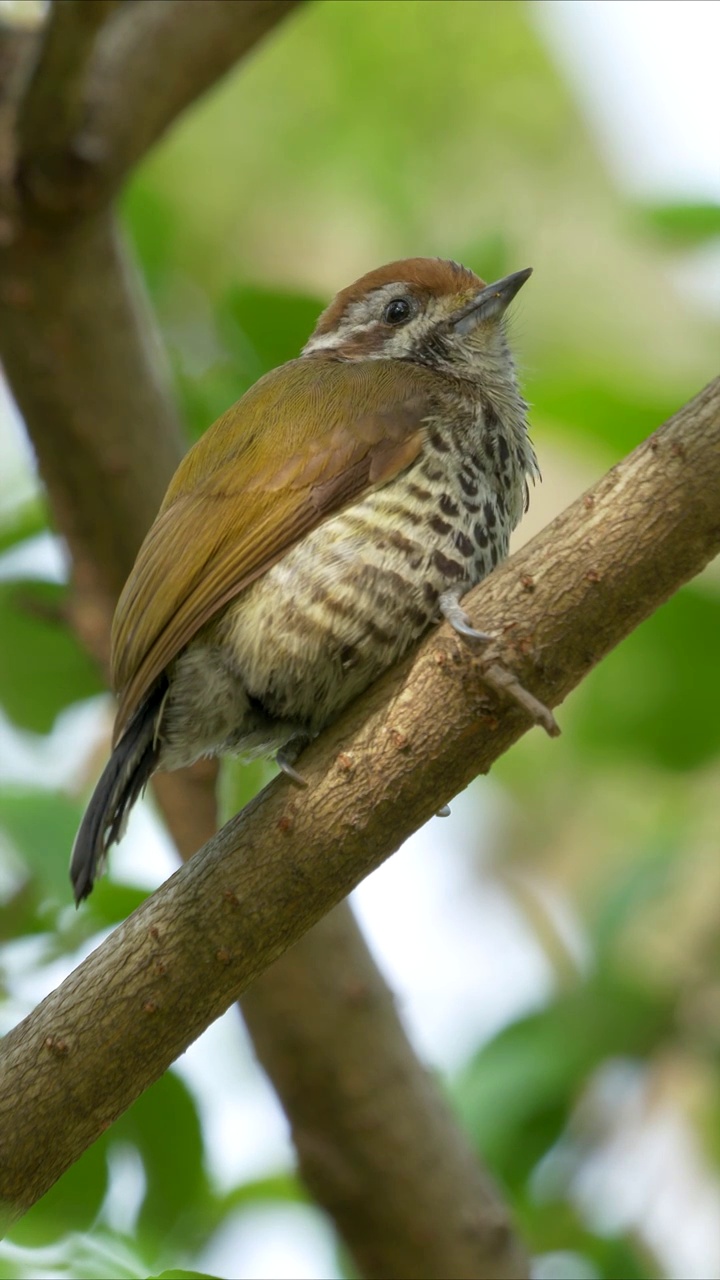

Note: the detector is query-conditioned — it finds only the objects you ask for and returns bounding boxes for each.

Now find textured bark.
[1,376,718,1236]
[0,211,181,619]
[17,0,122,214]
[243,903,526,1280]
[17,0,303,220]
[0,4,532,1277]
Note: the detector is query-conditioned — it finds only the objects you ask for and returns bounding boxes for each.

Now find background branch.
[1,375,718,1232]
[243,904,526,1280]
[17,0,121,214]
[17,0,304,221]
[0,212,182,619]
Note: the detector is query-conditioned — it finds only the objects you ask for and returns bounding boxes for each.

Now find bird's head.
[302,257,532,381]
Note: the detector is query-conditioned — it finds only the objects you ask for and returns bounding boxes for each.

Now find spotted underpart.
[160,384,537,765]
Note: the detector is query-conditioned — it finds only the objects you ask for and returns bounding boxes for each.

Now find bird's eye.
[383,297,412,325]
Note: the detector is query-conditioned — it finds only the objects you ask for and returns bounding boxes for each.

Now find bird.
[70,256,542,903]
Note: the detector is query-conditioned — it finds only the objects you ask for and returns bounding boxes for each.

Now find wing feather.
[111,358,441,741]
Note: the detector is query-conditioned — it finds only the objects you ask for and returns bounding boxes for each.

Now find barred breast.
[158,401,535,769]
[216,408,526,732]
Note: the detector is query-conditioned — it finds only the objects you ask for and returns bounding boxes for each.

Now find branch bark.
[17,0,122,216]
[1,376,718,1235]
[0,212,182,619]
[0,5,531,1278]
[17,0,304,220]
[242,902,525,1280]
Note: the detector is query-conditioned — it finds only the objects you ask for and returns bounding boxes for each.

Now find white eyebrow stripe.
[302,330,346,354]
[303,282,412,354]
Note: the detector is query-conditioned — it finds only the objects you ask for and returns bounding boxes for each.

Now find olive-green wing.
[111,358,440,741]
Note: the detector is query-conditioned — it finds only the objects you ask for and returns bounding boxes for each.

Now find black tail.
[70,685,165,904]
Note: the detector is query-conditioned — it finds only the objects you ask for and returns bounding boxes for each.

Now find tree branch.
[17,0,122,214]
[242,902,527,1280]
[0,212,182,615]
[0,7,39,217]
[1,376,718,1232]
[17,0,304,220]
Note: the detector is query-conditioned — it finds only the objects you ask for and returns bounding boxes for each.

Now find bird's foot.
[476,657,560,737]
[439,592,560,738]
[276,735,311,787]
[439,593,494,645]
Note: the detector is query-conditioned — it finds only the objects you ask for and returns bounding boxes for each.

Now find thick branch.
[2,377,718,1230]
[0,11,39,213]
[17,0,303,219]
[17,0,121,214]
[0,212,182,616]
[242,903,526,1280]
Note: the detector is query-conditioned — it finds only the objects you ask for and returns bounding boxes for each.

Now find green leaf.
[218,284,325,380]
[121,182,179,294]
[589,835,680,957]
[0,580,104,731]
[83,879,150,929]
[528,372,684,458]
[0,498,48,556]
[218,757,274,827]
[0,787,84,901]
[0,879,48,943]
[60,1230,153,1280]
[520,1196,658,1277]
[149,1272,220,1279]
[532,1241,651,1280]
[573,586,720,770]
[175,284,326,443]
[635,201,720,246]
[111,1070,209,1252]
[8,1135,109,1246]
[217,1169,307,1215]
[454,974,671,1188]
[174,362,251,443]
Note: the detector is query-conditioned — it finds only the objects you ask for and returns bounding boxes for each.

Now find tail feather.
[70,685,165,904]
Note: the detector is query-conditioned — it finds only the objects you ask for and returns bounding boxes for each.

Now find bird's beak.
[450,267,533,333]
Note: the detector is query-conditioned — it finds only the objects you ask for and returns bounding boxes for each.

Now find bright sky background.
[538,0,720,318]
[540,1,720,202]
[1,3,719,1278]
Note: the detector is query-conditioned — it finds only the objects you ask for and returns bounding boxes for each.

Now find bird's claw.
[276,749,309,788]
[439,592,559,738]
[451,616,494,645]
[479,661,560,738]
[439,592,494,645]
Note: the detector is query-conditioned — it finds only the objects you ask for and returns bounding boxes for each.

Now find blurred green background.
[1,2,719,1278]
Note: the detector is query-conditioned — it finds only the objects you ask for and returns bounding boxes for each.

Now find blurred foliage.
[570,586,720,771]
[0,496,47,555]
[0,581,104,733]
[636,201,720,247]
[1,2,719,1278]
